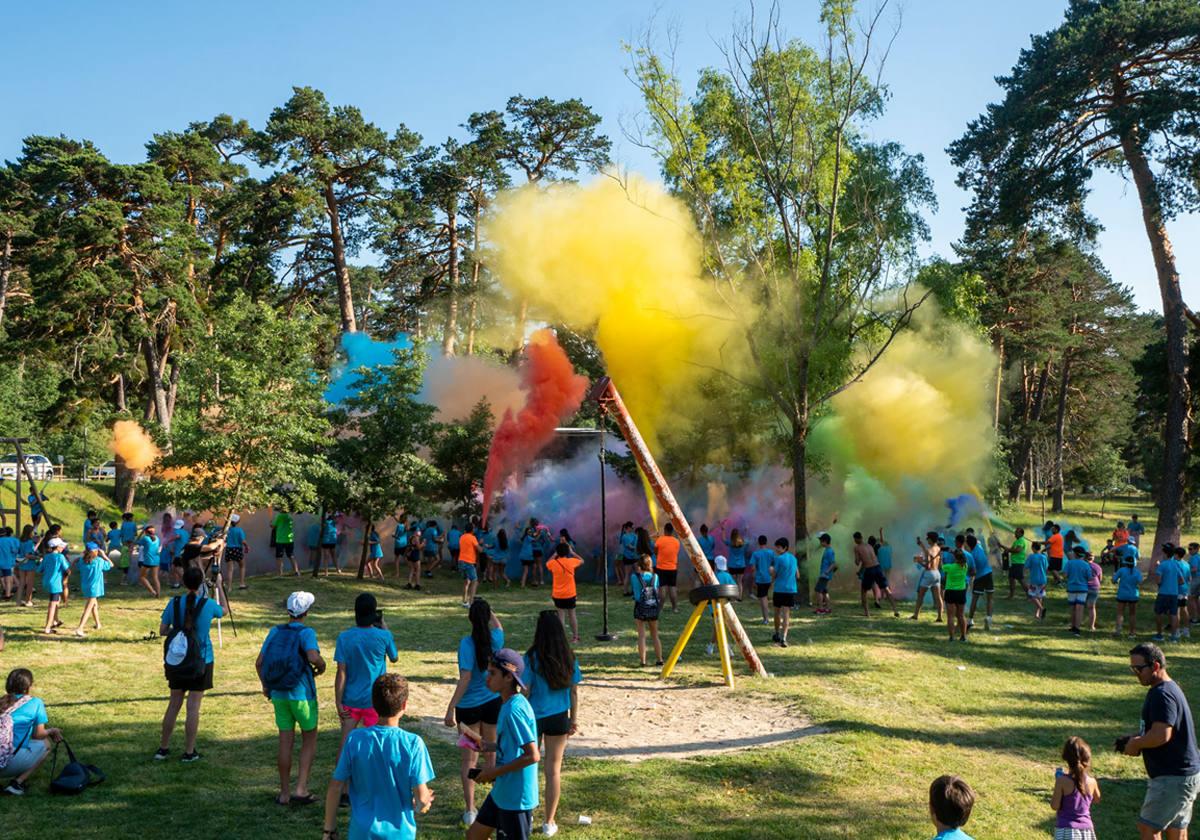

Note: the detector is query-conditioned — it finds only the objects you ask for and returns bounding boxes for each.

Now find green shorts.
[119,545,132,569]
[272,698,318,732]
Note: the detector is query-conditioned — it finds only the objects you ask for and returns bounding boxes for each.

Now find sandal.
[291,793,318,806]
[275,795,290,806]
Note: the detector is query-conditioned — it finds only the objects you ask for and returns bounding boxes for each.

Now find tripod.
[203,548,237,645]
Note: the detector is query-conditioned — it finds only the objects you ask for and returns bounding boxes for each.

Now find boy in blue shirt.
[929,774,976,840]
[40,537,71,634]
[466,649,540,840]
[119,513,138,583]
[1153,549,1186,642]
[1187,542,1200,632]
[771,538,799,648]
[1064,547,1093,635]
[750,535,775,625]
[1025,542,1049,620]
[1113,555,1143,637]
[705,555,738,657]
[814,533,836,616]
[619,521,638,594]
[965,534,995,631]
[447,524,463,567]
[696,523,716,566]
[224,513,249,590]
[421,520,443,576]
[257,590,326,805]
[0,526,19,601]
[324,673,434,840]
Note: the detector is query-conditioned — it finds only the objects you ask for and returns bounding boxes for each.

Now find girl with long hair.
[631,555,663,666]
[726,528,749,600]
[524,610,582,837]
[1051,736,1099,840]
[443,599,505,828]
[0,668,63,795]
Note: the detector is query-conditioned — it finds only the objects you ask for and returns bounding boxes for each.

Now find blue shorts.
[814,577,829,594]
[461,563,477,581]
[1156,594,1180,616]
[0,568,12,578]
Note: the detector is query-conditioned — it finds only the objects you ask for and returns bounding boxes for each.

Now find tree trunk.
[791,413,811,606]
[141,336,172,434]
[1008,359,1051,501]
[0,228,12,329]
[113,373,138,512]
[1050,353,1072,514]
[466,293,478,356]
[516,299,528,347]
[442,196,460,356]
[1118,124,1190,562]
[356,526,370,580]
[166,356,180,424]
[324,183,358,334]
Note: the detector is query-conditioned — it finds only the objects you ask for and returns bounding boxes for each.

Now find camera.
[1114,735,1131,753]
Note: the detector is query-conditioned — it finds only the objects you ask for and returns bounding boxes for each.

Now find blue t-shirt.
[120,521,138,543]
[17,539,38,572]
[1182,562,1193,590]
[519,534,534,562]
[932,829,975,840]
[1190,553,1200,579]
[322,520,338,545]
[333,725,435,840]
[620,532,639,560]
[261,622,320,701]
[393,526,408,548]
[161,595,224,664]
[335,626,399,709]
[630,571,658,602]
[8,695,48,746]
[78,556,113,598]
[492,694,539,811]
[0,535,19,570]
[1026,553,1048,587]
[137,535,162,567]
[697,534,715,560]
[876,544,893,572]
[727,543,747,569]
[1157,560,1185,597]
[1116,543,1140,565]
[523,652,583,719]
[41,552,70,594]
[1064,557,1092,593]
[447,528,462,550]
[751,548,775,585]
[1115,566,1143,601]
[773,552,798,594]
[968,544,990,578]
[1129,521,1145,538]
[421,526,440,550]
[457,628,505,709]
[369,532,383,559]
[106,529,122,551]
[82,518,94,544]
[819,547,836,580]
[225,526,246,549]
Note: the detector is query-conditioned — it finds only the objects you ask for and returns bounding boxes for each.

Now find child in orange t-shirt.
[457,523,481,607]
[547,543,584,642]
[654,523,682,612]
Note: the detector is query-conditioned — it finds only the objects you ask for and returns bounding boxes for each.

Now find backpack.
[634,572,661,621]
[48,738,104,795]
[260,624,308,694]
[0,695,34,769]
[163,595,208,682]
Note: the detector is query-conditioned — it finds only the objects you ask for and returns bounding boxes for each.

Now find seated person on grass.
[0,668,64,796]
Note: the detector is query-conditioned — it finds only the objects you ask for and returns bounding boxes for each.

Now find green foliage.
[428,401,493,517]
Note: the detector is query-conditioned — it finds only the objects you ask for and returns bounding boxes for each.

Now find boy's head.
[122,512,133,521]
[555,543,570,558]
[700,523,708,536]
[663,523,674,536]
[287,591,315,620]
[1189,543,1200,553]
[108,521,118,530]
[867,535,877,548]
[929,774,974,830]
[354,592,380,628]
[1014,527,1024,537]
[371,673,409,718]
[926,531,939,543]
[852,531,863,543]
[622,521,633,533]
[1131,514,1139,521]
[955,534,966,546]
[1117,521,1126,529]
[1031,541,1042,552]
[1053,524,1062,534]
[485,648,527,694]
[757,535,768,546]
[774,537,789,553]
[819,533,831,546]
[87,509,97,519]
[965,534,978,549]
[1174,546,1187,560]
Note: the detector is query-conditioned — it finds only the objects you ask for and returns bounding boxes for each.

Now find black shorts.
[275,543,295,559]
[1008,564,1024,582]
[168,661,214,693]
[532,550,544,561]
[755,582,771,599]
[944,588,967,605]
[536,711,572,738]
[1117,598,1139,605]
[138,561,158,570]
[729,567,747,579]
[860,565,887,592]
[408,549,421,563]
[972,572,995,593]
[224,547,244,565]
[773,592,796,608]
[622,556,639,567]
[1048,556,1063,572]
[521,559,536,566]
[657,569,678,587]
[476,794,531,840]
[320,541,336,550]
[455,696,502,727]
[553,597,577,610]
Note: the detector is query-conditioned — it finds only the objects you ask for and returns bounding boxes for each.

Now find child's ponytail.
[1062,736,1092,793]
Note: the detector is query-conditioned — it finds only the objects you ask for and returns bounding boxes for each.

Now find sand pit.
[407,675,823,762]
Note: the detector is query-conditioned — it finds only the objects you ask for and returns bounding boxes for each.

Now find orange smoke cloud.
[109,420,161,471]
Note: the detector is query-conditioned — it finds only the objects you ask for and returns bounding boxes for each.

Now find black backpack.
[49,739,104,795]
[634,572,661,620]
[162,595,208,682]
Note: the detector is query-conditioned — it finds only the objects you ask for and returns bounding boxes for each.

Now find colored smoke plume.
[325,331,414,405]
[480,330,589,526]
[109,420,161,471]
[484,176,732,460]
[419,348,525,422]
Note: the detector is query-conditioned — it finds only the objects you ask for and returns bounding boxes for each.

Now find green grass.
[0,479,149,537]
[2,493,1197,838]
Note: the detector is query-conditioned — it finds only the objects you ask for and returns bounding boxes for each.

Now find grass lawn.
[1,492,1197,838]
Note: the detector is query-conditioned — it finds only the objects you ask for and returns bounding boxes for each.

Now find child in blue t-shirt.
[1025,543,1049,620]
[324,673,434,839]
[74,542,114,636]
[750,536,775,625]
[929,774,976,840]
[1113,556,1142,638]
[40,538,72,634]
[17,525,39,606]
[366,527,384,580]
[705,555,738,657]
[814,533,837,615]
[0,526,19,601]
[464,648,540,840]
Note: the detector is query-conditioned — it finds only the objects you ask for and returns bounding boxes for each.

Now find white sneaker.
[463,810,477,827]
[705,643,715,656]
[542,824,559,837]
[967,619,975,629]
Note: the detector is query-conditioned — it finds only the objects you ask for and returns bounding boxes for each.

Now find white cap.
[174,519,185,529]
[715,554,728,571]
[287,591,315,617]
[48,537,67,550]
[230,514,241,523]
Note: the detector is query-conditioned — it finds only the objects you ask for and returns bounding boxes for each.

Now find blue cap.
[85,541,100,551]
[491,648,527,688]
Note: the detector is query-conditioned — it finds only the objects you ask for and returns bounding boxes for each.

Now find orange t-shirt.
[655,536,680,571]
[548,555,583,599]
[1113,528,1129,548]
[1046,533,1064,559]
[458,533,479,565]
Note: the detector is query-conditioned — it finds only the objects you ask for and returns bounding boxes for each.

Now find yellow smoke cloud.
[109,420,161,471]
[485,176,731,460]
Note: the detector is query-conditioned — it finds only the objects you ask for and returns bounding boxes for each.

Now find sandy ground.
[406,674,823,762]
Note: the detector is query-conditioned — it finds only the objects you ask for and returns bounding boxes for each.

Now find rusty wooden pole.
[594,378,768,679]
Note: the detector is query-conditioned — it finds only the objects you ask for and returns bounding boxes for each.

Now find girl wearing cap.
[73,542,113,636]
[224,514,249,589]
[465,647,541,840]
[39,538,71,634]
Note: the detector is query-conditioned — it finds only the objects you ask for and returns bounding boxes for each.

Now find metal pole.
[596,414,614,641]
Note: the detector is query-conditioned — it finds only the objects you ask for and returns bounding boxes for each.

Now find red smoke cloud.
[480,330,589,527]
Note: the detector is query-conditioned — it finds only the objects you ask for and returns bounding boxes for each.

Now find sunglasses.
[1130,663,1154,672]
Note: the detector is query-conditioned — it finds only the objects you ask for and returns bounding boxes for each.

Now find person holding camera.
[257,591,325,806]
[1120,642,1200,838]
[333,593,399,754]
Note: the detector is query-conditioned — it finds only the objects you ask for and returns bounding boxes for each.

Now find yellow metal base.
[660,599,736,688]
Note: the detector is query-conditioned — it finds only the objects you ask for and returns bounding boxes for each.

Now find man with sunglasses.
[1122,643,1200,838]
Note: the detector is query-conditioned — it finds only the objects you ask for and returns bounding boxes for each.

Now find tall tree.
[950,0,1200,556]
[261,87,419,334]
[629,1,934,597]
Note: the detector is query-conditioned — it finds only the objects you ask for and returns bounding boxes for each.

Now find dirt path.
[407,674,823,762]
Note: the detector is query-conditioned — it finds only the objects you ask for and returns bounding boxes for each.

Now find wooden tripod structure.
[0,437,56,535]
[592,378,768,683]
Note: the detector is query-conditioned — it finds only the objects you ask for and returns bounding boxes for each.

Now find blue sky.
[3,0,1194,312]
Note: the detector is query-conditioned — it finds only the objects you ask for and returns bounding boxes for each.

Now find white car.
[0,453,55,481]
[90,460,117,479]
